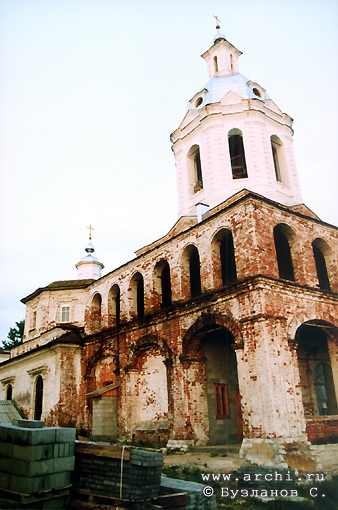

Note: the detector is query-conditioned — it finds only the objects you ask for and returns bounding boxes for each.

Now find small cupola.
[201,17,242,79]
[75,225,104,280]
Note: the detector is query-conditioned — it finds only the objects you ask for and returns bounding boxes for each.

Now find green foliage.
[1,320,25,349]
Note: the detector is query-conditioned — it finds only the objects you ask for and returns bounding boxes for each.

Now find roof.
[0,400,22,424]
[188,73,270,111]
[21,279,95,304]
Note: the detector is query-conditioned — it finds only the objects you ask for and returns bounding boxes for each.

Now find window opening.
[274,226,295,281]
[115,287,121,325]
[91,293,102,332]
[6,384,12,401]
[193,148,203,192]
[34,375,43,420]
[214,55,218,73]
[195,97,203,107]
[230,54,233,71]
[271,137,282,182]
[313,244,330,291]
[61,305,70,322]
[32,310,37,330]
[161,262,172,308]
[137,276,145,318]
[189,248,202,298]
[252,87,261,98]
[215,383,230,418]
[220,231,237,286]
[228,134,248,179]
[314,363,336,415]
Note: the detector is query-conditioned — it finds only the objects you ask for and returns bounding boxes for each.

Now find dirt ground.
[163,449,242,473]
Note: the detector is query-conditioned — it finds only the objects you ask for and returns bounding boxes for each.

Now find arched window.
[34,375,43,420]
[190,248,201,298]
[154,260,172,309]
[271,135,283,182]
[188,145,203,193]
[297,323,338,417]
[214,55,218,73]
[228,129,248,179]
[6,384,12,401]
[108,284,121,327]
[91,293,102,332]
[314,363,336,416]
[273,224,295,281]
[131,272,145,318]
[181,245,203,300]
[312,239,331,291]
[220,231,237,287]
[212,229,237,288]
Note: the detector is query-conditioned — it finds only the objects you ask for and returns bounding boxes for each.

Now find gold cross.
[87,224,94,240]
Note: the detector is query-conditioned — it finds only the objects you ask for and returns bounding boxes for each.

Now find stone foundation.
[239,437,319,471]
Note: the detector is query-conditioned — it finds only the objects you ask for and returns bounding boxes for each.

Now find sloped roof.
[0,400,22,424]
[21,279,95,303]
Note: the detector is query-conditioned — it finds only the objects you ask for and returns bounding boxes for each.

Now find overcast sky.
[0,0,337,342]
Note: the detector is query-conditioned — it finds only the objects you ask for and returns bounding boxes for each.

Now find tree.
[1,320,25,349]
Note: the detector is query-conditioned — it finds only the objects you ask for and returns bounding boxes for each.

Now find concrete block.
[0,442,13,457]
[16,419,44,428]
[7,472,71,494]
[11,443,54,461]
[0,424,56,445]
[55,427,76,443]
[0,472,10,490]
[54,456,75,473]
[0,457,54,477]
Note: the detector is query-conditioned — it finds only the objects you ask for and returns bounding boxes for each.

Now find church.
[1,24,337,468]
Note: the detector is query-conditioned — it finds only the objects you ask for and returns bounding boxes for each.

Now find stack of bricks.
[73,442,163,501]
[0,419,75,497]
[160,476,218,510]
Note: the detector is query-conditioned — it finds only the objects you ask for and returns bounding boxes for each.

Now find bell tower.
[171,22,303,217]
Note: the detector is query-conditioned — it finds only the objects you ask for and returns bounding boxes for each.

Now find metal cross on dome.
[87,224,94,241]
[212,15,221,30]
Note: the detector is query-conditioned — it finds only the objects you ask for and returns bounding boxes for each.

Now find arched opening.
[228,129,248,179]
[130,272,145,318]
[182,245,202,299]
[312,239,331,291]
[273,224,295,281]
[213,55,218,73]
[296,322,337,417]
[212,229,237,289]
[154,260,172,309]
[183,322,242,444]
[188,145,203,193]
[91,293,102,332]
[6,384,12,401]
[34,375,43,420]
[271,135,283,182]
[108,284,121,326]
[230,53,233,71]
[126,338,171,444]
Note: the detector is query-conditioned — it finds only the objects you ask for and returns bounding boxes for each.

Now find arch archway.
[125,335,172,444]
[90,293,102,332]
[108,284,121,327]
[296,321,338,417]
[182,315,243,444]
